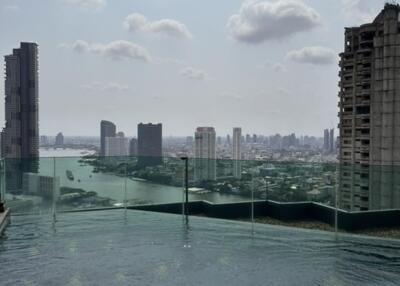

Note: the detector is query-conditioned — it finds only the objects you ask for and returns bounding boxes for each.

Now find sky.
[0,0,391,137]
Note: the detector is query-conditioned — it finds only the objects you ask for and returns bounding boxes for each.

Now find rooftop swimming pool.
[1,210,400,286]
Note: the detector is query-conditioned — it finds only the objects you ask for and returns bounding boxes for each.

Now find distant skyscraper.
[253,134,257,144]
[329,129,335,154]
[2,42,39,190]
[137,123,162,166]
[232,127,242,179]
[338,4,400,211]
[129,138,138,156]
[323,129,329,152]
[40,135,49,146]
[194,127,216,182]
[55,132,64,146]
[226,134,231,145]
[246,134,251,144]
[105,135,129,157]
[100,120,116,156]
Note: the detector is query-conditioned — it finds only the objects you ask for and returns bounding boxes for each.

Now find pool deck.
[0,208,10,236]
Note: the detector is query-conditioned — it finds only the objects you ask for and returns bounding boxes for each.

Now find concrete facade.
[338,4,400,211]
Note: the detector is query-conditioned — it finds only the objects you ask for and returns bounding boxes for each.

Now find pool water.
[1,210,400,286]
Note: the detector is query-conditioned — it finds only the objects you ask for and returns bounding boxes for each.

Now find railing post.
[0,159,4,212]
[180,157,189,218]
[52,157,57,223]
[251,177,255,235]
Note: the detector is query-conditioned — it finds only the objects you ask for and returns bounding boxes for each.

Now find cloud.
[124,13,192,39]
[3,5,19,12]
[180,67,208,80]
[63,0,106,8]
[272,63,286,72]
[341,0,375,23]
[81,81,130,92]
[227,0,321,44]
[285,46,337,65]
[68,40,151,62]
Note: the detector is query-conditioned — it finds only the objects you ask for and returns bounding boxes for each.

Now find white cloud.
[341,0,375,23]
[71,40,90,53]
[68,40,151,62]
[180,67,208,80]
[227,0,321,44]
[63,0,106,8]
[285,46,337,65]
[124,13,192,39]
[82,81,130,92]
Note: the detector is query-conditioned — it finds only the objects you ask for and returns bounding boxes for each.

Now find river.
[38,148,251,205]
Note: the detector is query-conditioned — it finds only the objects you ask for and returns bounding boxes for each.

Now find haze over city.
[0,0,390,136]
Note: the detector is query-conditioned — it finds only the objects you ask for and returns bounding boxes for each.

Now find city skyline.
[0,0,391,137]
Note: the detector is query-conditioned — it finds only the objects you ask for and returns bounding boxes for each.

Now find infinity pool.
[1,210,400,285]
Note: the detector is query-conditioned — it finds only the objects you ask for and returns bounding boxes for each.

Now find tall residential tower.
[2,42,39,190]
[137,123,162,166]
[232,127,242,179]
[100,120,116,156]
[194,127,216,182]
[338,4,400,211]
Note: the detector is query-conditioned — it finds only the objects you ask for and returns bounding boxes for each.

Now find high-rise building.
[40,135,49,146]
[338,4,400,211]
[324,129,330,152]
[55,132,64,146]
[329,128,335,154]
[23,172,60,200]
[129,138,138,156]
[105,133,129,157]
[194,127,216,182]
[2,42,39,190]
[137,123,162,166]
[232,127,242,179]
[226,134,231,145]
[100,120,116,156]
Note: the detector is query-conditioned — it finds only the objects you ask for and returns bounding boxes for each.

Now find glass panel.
[336,163,400,239]
[55,156,126,212]
[4,157,54,214]
[0,159,5,207]
[125,156,185,207]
